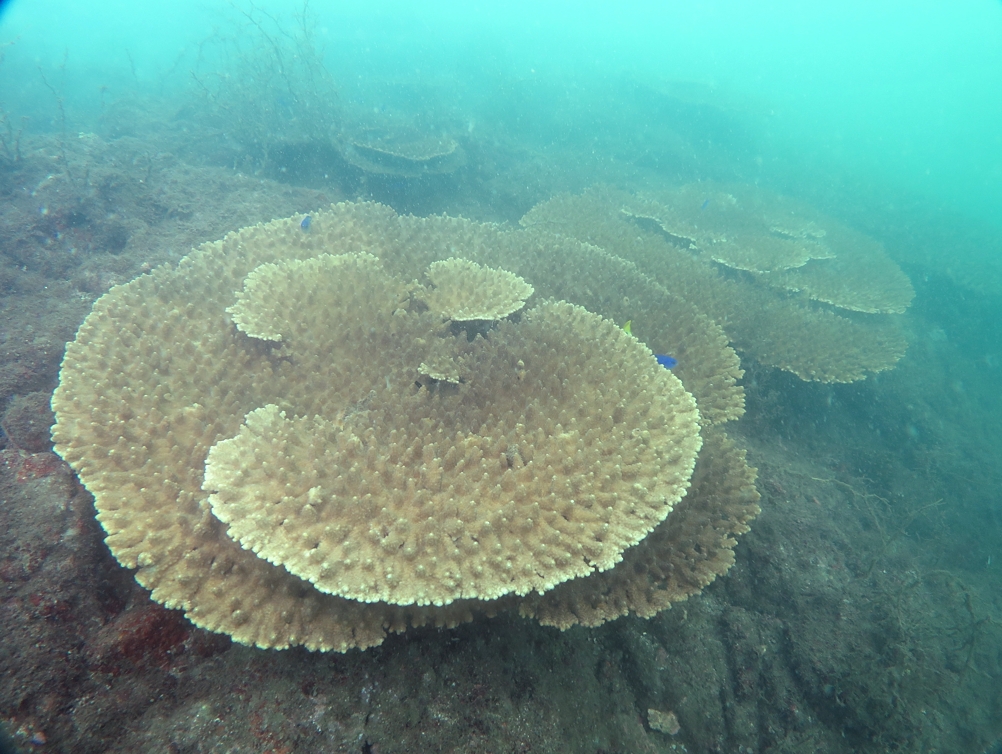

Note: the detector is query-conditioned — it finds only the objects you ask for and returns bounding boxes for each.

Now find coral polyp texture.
[52,201,760,651]
[421,257,534,322]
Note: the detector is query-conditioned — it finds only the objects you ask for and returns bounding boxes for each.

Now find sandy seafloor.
[1,82,1002,754]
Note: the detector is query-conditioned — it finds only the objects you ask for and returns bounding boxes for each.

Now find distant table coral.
[522,184,914,382]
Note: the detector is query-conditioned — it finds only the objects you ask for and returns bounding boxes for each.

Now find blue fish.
[700,198,710,211]
[656,354,678,369]
[300,215,312,231]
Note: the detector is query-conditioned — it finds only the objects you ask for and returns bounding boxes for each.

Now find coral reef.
[51,203,760,651]
[421,257,533,322]
[338,123,466,178]
[1,127,998,752]
[522,184,914,382]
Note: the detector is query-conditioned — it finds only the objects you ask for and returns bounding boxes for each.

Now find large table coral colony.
[52,184,912,651]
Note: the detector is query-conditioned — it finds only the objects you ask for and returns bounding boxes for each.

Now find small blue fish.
[300,215,312,231]
[700,198,710,211]
[655,354,678,369]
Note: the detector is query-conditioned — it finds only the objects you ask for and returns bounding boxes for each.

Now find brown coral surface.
[207,256,701,606]
[52,203,766,651]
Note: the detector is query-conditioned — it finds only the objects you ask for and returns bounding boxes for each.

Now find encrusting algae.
[52,200,762,651]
